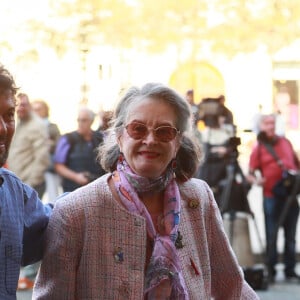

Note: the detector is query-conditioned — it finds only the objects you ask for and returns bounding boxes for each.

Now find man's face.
[260,115,276,138]
[0,90,15,166]
[77,110,93,134]
[16,95,31,120]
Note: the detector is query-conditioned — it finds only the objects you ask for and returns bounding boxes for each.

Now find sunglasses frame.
[124,121,180,142]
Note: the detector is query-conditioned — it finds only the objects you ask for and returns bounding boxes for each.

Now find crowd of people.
[187,89,300,284]
[1,63,300,299]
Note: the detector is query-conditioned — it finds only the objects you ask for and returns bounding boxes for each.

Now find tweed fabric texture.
[33,174,258,299]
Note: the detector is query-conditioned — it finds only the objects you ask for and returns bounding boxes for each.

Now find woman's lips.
[138,151,159,159]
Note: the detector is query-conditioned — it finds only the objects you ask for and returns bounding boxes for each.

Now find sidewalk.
[256,263,300,300]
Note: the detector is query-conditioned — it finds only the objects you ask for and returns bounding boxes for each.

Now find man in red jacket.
[247,114,300,282]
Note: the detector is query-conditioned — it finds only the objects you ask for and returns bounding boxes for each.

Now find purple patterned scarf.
[112,159,189,299]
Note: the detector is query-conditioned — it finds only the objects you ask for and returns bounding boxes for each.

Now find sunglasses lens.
[125,122,178,142]
[155,126,177,142]
[126,122,148,139]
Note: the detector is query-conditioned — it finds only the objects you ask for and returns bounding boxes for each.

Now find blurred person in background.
[33,83,258,299]
[54,107,106,192]
[197,97,234,206]
[6,92,50,290]
[0,64,52,298]
[7,93,49,198]
[217,94,234,126]
[185,89,202,145]
[247,114,300,282]
[32,99,61,202]
[185,89,200,127]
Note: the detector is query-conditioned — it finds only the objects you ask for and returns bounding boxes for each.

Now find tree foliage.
[2,0,300,59]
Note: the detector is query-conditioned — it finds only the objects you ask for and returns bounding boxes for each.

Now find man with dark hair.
[0,64,52,298]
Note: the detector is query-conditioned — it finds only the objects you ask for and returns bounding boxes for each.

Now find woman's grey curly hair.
[97,82,201,182]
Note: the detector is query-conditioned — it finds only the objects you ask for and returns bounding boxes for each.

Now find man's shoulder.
[93,129,104,137]
[277,135,294,147]
[30,113,46,125]
[49,122,60,132]
[0,167,21,181]
[24,114,48,133]
[63,130,80,144]
[0,168,27,192]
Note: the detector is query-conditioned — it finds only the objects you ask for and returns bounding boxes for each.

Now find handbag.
[262,142,297,199]
[272,169,297,199]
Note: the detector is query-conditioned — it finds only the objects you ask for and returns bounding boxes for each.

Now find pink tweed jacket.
[33,174,258,300]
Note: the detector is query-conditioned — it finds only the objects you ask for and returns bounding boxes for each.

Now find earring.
[118,151,124,163]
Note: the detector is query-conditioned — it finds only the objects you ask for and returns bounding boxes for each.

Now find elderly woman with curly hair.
[33,83,258,299]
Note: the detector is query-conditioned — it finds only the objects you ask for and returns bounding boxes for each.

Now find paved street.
[256,263,300,299]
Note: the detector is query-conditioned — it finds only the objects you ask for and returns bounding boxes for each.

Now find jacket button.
[134,218,142,226]
[188,199,199,209]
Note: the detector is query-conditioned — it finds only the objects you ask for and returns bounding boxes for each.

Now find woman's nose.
[142,129,156,143]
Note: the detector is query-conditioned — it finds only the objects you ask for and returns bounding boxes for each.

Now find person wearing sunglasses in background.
[33,83,258,299]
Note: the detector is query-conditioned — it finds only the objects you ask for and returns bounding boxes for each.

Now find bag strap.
[261,142,286,171]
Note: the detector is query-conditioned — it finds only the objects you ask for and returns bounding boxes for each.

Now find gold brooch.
[188,199,199,209]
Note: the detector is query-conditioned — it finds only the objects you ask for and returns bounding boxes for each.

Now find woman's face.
[118,98,180,179]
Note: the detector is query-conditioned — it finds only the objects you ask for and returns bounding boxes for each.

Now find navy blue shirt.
[0,168,52,299]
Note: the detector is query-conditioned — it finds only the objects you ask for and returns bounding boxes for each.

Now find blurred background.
[1,0,300,138]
